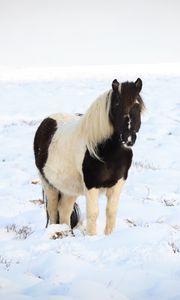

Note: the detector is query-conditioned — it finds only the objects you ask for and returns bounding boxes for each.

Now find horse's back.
[50,112,79,124]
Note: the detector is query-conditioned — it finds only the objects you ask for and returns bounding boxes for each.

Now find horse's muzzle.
[122,131,136,147]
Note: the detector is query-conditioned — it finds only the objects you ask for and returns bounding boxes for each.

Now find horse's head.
[109,78,144,147]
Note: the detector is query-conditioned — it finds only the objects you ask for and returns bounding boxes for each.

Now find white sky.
[0,0,180,67]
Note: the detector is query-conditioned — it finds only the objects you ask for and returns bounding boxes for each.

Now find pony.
[34,78,145,235]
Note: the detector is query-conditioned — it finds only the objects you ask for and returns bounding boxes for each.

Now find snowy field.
[0,65,180,300]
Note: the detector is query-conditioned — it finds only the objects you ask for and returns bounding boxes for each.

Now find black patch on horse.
[82,134,133,190]
[34,117,57,175]
[70,202,80,229]
[130,103,141,132]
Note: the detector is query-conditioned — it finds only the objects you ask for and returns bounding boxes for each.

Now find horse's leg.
[58,195,76,227]
[86,188,99,235]
[105,178,125,235]
[41,177,59,224]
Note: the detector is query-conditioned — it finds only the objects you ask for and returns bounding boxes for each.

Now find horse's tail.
[42,189,50,228]
[70,202,80,229]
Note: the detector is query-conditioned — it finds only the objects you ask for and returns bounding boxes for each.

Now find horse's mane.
[78,90,113,159]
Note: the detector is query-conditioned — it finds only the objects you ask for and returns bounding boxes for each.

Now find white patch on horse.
[127,114,131,130]
[43,113,86,196]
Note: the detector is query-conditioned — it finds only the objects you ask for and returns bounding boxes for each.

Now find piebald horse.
[34,78,144,235]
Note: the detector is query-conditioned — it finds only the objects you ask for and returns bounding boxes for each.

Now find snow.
[0,64,180,300]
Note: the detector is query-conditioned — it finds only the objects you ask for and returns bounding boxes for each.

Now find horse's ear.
[112,79,119,92]
[135,78,142,93]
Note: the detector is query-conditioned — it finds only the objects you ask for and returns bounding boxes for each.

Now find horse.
[34,78,145,236]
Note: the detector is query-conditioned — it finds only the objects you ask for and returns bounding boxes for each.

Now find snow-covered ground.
[0,65,180,300]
